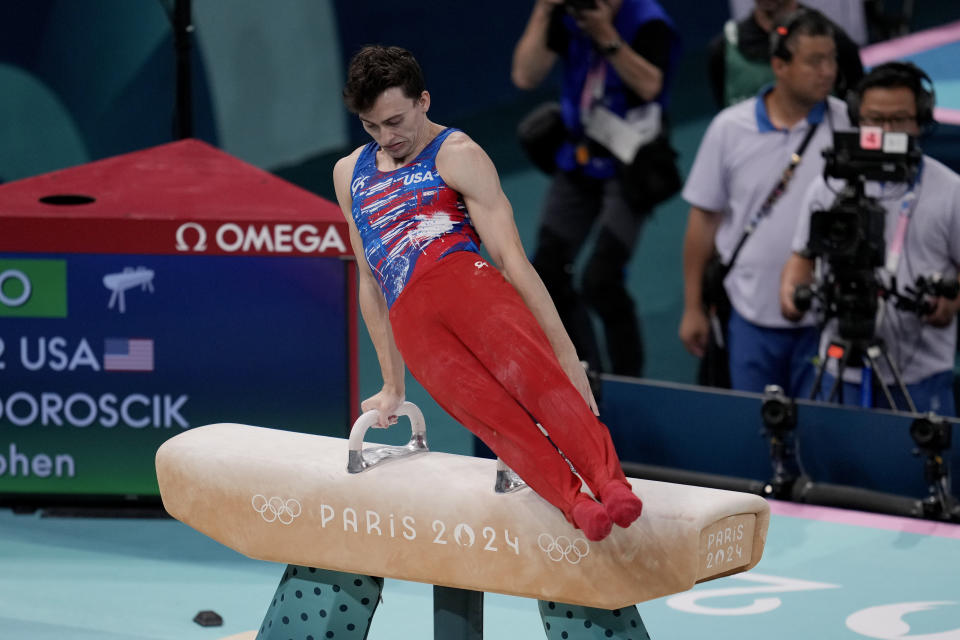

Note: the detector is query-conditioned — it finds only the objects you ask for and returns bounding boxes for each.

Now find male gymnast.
[332,45,643,541]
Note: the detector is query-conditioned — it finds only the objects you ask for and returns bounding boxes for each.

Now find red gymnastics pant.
[389,250,630,521]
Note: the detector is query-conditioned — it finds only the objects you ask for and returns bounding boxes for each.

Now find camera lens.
[762,402,784,426]
[760,398,797,431]
[910,416,952,451]
[911,419,934,446]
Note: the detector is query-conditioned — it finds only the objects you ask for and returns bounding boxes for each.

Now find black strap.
[722,120,821,277]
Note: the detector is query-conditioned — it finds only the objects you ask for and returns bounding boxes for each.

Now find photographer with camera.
[512,0,680,377]
[781,62,960,414]
[680,9,848,396]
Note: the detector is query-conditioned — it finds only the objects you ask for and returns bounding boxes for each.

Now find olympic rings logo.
[251,494,302,525]
[538,533,590,565]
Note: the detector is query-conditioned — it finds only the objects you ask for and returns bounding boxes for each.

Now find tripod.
[809,336,917,412]
[759,385,805,499]
[911,415,960,522]
[917,448,960,522]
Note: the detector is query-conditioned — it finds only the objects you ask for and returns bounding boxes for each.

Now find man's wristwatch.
[599,39,622,57]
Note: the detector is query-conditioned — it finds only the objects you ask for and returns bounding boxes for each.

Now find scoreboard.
[0,140,357,502]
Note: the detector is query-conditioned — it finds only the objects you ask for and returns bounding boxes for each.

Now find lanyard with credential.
[874,163,922,344]
[575,56,608,165]
[723,119,821,276]
[884,160,924,278]
[579,56,606,124]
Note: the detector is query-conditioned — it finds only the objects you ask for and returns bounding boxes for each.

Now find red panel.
[0,139,351,257]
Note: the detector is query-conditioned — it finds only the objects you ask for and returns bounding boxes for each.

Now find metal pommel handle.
[347,401,428,473]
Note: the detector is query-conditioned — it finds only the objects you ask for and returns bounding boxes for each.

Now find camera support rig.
[808,335,917,412]
[909,414,960,522]
[793,129,957,411]
[757,386,960,524]
[759,385,803,499]
[797,268,959,411]
[772,129,960,520]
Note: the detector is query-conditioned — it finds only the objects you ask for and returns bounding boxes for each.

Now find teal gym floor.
[1,501,958,640]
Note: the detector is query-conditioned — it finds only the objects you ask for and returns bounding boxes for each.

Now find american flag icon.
[104,338,154,372]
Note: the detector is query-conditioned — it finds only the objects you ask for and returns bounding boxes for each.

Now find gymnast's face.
[358,87,431,162]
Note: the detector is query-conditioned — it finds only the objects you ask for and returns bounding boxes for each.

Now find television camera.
[793,129,957,410]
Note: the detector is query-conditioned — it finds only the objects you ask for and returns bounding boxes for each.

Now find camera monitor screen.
[823,128,922,183]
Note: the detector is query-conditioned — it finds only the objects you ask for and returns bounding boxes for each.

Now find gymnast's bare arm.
[333,149,406,428]
[437,131,600,416]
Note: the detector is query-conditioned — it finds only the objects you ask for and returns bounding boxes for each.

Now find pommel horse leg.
[538,601,649,640]
[255,566,383,639]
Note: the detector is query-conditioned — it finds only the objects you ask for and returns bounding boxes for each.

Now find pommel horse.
[156,403,770,639]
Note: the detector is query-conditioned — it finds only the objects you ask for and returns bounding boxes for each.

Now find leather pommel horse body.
[157,414,770,638]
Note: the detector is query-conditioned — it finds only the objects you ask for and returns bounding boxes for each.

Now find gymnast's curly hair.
[342,45,426,114]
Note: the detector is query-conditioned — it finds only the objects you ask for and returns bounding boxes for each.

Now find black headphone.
[769,8,830,62]
[769,10,801,61]
[846,61,936,129]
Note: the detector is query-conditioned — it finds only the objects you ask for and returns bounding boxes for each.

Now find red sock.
[600,482,643,528]
[571,495,613,541]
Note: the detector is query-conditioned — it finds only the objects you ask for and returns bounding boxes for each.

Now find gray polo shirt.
[683,89,849,328]
[793,156,960,384]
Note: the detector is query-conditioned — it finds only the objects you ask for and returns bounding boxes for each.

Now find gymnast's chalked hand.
[360,389,404,428]
[558,354,599,416]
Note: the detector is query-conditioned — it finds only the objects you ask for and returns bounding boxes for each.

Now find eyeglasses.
[859,114,918,128]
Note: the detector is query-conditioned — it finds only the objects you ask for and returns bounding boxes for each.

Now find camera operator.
[680,9,849,396]
[781,62,960,414]
[512,0,680,376]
